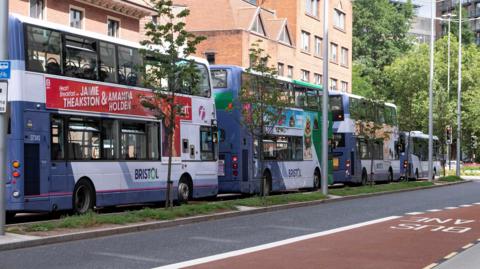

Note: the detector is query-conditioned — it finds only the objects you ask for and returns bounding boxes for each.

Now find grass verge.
[8,181,444,234]
[437,175,464,182]
[329,181,434,197]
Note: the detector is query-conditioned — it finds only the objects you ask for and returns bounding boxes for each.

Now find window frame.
[301,31,311,52]
[29,0,45,20]
[341,47,349,67]
[107,16,121,38]
[69,6,85,30]
[330,43,338,63]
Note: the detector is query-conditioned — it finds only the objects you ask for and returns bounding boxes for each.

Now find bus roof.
[329,91,397,108]
[10,13,209,66]
[402,131,439,140]
[211,65,292,83]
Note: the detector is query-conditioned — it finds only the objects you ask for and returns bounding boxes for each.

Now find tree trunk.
[165,102,176,209]
[369,139,374,186]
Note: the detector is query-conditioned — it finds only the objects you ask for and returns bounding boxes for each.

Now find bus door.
[49,116,72,198]
[23,111,50,198]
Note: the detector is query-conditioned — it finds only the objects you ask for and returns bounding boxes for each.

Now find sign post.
[0,0,9,235]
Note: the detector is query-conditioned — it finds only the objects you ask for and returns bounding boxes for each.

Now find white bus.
[5,14,218,216]
[399,131,441,180]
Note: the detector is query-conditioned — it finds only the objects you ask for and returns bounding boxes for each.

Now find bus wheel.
[415,169,419,181]
[313,169,321,190]
[263,171,272,196]
[177,176,192,204]
[73,180,95,214]
[6,212,15,223]
[433,168,437,180]
[388,169,393,183]
[361,169,368,186]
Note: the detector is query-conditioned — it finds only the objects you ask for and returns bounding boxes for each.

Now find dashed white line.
[426,209,441,212]
[444,252,458,259]
[152,216,401,269]
[95,252,166,263]
[445,207,458,210]
[473,202,480,205]
[406,212,424,215]
[190,236,241,244]
[462,243,474,249]
[267,225,317,232]
[422,263,438,269]
[459,204,473,207]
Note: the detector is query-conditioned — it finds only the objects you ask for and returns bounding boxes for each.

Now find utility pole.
[0,0,8,235]
[446,14,453,172]
[427,0,435,181]
[321,0,329,195]
[456,1,462,177]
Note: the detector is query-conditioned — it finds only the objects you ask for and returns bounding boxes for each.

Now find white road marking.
[445,207,458,210]
[473,202,480,205]
[152,216,400,269]
[422,263,438,269]
[266,225,317,232]
[426,209,441,212]
[190,236,240,244]
[406,212,424,215]
[460,204,473,208]
[462,243,474,249]
[95,252,166,263]
[444,252,458,259]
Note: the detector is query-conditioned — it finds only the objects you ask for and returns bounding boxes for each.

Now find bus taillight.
[12,171,20,178]
[232,163,238,169]
[346,160,351,168]
[232,155,238,177]
[233,170,238,176]
[232,156,238,163]
[403,160,408,168]
[12,161,20,168]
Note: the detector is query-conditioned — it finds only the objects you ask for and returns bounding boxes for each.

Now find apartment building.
[9,0,155,43]
[174,0,352,92]
[437,0,480,45]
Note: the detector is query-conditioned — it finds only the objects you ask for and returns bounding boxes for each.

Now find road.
[2,181,480,269]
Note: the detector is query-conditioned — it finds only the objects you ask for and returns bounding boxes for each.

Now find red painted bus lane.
[158,204,480,269]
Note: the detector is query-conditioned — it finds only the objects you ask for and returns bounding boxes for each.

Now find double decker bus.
[330,92,400,185]
[5,14,218,216]
[211,65,332,194]
[399,131,441,180]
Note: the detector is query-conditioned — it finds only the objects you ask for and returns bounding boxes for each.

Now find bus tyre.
[388,169,393,183]
[6,212,15,223]
[361,169,368,186]
[313,169,321,190]
[73,180,95,214]
[433,168,437,180]
[415,169,419,181]
[177,177,192,204]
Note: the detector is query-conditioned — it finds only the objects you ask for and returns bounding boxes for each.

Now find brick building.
[9,0,155,43]
[174,0,352,92]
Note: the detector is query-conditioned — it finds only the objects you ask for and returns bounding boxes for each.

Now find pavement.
[1,180,480,268]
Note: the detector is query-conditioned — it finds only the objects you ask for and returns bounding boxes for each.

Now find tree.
[140,0,205,208]
[447,7,475,45]
[238,41,289,196]
[352,62,374,97]
[384,35,480,160]
[352,0,414,93]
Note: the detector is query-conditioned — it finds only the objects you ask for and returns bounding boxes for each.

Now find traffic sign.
[0,81,7,113]
[0,61,10,79]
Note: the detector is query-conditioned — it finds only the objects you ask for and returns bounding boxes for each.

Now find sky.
[415,1,432,18]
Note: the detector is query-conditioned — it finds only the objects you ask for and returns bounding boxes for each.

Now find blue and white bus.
[330,92,400,184]
[399,131,441,180]
[211,65,332,194]
[5,14,218,217]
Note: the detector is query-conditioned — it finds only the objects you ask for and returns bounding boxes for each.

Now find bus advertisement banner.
[45,77,192,121]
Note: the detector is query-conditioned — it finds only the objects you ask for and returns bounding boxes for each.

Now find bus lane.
[159,204,480,269]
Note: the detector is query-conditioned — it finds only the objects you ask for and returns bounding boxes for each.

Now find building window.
[314,73,322,85]
[341,81,348,92]
[341,47,348,67]
[301,69,310,82]
[334,9,346,30]
[70,8,84,29]
[287,65,293,78]
[30,0,44,20]
[301,31,310,52]
[279,26,292,45]
[330,78,338,91]
[314,36,322,57]
[330,43,338,63]
[278,63,285,76]
[305,0,319,17]
[107,18,120,38]
[205,52,216,65]
[251,15,266,36]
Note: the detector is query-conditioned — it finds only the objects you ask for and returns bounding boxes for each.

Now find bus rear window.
[212,69,228,88]
[329,96,344,121]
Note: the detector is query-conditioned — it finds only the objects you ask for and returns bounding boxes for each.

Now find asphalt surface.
[1,181,480,269]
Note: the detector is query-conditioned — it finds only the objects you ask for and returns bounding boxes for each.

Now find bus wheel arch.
[415,169,419,180]
[388,167,393,183]
[177,173,193,204]
[361,168,368,185]
[72,177,96,214]
[313,167,321,190]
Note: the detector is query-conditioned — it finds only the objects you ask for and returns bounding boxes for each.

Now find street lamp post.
[456,1,462,177]
[427,0,435,181]
[321,0,329,195]
[0,0,8,236]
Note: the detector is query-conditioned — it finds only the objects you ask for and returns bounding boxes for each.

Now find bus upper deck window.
[329,96,344,121]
